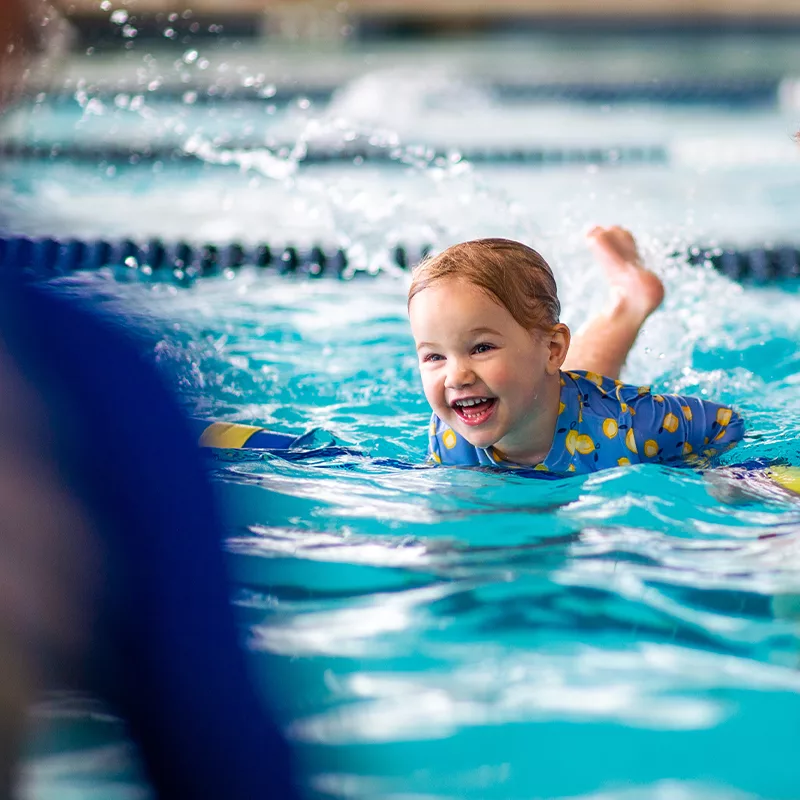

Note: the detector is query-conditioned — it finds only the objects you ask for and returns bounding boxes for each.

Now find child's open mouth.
[451,397,497,426]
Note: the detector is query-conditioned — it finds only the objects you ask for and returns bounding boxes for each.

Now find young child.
[408,227,744,474]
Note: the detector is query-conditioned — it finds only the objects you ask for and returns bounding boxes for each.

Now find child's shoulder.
[562,370,659,401]
[561,370,669,425]
[562,369,636,400]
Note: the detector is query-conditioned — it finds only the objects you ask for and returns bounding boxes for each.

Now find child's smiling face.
[410,277,565,461]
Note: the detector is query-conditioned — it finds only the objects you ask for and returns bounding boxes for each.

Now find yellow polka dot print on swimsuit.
[565,429,579,455]
[424,371,744,474]
[585,372,603,387]
[662,413,679,433]
[576,434,595,455]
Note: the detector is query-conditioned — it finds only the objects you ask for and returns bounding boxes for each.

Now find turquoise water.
[21,265,800,800]
[6,37,800,800]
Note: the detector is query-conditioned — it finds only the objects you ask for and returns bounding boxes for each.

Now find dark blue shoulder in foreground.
[0,275,301,800]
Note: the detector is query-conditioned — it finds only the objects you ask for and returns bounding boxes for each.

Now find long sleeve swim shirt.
[428,370,744,474]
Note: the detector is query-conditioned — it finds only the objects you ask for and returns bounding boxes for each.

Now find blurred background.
[54,0,800,39]
[5,0,799,270]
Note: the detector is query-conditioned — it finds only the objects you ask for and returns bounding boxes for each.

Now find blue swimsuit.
[429,370,745,474]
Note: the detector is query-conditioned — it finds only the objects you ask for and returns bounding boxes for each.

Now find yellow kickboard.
[766,466,800,495]
[198,422,263,449]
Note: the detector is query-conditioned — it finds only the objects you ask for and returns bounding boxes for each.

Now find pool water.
[7,35,800,800]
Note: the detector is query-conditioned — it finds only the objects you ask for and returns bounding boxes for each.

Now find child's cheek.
[485,360,514,393]
[421,371,443,408]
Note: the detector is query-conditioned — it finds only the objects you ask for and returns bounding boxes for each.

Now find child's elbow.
[715,409,745,449]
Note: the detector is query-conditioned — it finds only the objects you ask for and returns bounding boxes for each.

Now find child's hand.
[586,225,642,268]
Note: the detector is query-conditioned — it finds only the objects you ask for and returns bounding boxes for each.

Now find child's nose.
[444,360,476,389]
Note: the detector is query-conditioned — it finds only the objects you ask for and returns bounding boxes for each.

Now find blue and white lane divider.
[3,138,797,168]
[1,235,798,283]
[0,140,670,166]
[42,77,786,108]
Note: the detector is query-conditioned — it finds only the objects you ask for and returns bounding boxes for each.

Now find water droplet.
[84,97,105,116]
[182,90,198,105]
[110,9,129,24]
[163,28,176,39]
[182,49,199,64]
[122,24,138,38]
[100,0,112,9]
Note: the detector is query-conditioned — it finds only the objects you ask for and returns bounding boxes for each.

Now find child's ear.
[545,324,571,375]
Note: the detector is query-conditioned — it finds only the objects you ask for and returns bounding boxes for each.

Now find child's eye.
[473,343,495,354]
[422,353,444,363]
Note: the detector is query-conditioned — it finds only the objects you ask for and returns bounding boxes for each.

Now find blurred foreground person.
[0,3,300,798]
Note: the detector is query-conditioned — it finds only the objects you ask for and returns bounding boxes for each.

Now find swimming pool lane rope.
[0,235,797,283]
[0,140,669,167]
[43,77,783,108]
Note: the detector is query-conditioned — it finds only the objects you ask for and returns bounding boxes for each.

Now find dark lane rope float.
[40,77,783,108]
[0,140,669,166]
[0,235,797,283]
